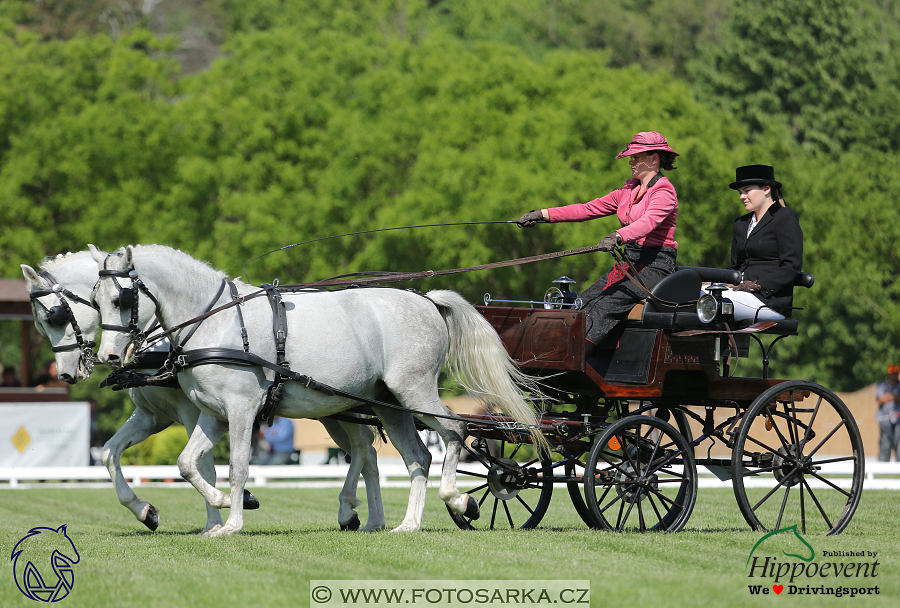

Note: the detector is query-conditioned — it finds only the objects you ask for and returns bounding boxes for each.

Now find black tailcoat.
[729,204,803,315]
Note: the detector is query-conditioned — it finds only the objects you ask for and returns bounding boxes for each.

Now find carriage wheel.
[566,458,601,529]
[731,380,864,536]
[584,415,697,532]
[448,438,553,530]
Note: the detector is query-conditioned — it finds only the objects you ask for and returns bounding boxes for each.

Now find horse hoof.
[464,496,480,520]
[340,514,361,531]
[243,489,260,510]
[142,505,160,531]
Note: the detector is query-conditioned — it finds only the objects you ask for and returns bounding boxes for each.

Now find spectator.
[36,361,68,390]
[250,417,296,465]
[875,364,900,462]
[1,366,19,387]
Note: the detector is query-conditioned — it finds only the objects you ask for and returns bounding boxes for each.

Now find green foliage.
[117,423,231,466]
[690,0,898,156]
[3,0,900,404]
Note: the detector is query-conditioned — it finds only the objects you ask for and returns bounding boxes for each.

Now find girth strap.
[175,348,335,396]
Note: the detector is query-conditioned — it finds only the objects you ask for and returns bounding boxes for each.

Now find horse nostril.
[105,353,121,369]
[60,373,75,384]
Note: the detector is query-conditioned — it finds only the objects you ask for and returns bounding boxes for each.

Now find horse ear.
[21,264,43,289]
[124,245,134,266]
[88,244,106,265]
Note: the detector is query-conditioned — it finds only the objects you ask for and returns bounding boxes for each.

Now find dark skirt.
[580,244,677,347]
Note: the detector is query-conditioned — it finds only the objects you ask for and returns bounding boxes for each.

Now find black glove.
[733,280,762,294]
[517,210,545,228]
[596,232,622,252]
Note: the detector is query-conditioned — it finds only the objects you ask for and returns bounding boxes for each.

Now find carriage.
[28,243,864,537]
[446,266,864,535]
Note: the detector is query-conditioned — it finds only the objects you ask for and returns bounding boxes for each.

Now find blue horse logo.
[11,524,81,602]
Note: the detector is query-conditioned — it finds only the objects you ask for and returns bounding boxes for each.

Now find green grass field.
[1,485,896,608]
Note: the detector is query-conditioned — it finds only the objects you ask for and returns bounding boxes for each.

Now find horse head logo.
[746,524,815,567]
[11,524,81,602]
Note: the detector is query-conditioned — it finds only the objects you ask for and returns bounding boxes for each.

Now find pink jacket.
[547,176,678,248]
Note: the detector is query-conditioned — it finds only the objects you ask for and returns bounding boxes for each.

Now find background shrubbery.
[2,0,899,451]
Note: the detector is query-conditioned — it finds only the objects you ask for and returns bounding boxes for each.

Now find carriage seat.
[732,271,815,334]
[628,267,814,333]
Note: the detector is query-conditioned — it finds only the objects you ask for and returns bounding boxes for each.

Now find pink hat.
[616,131,679,159]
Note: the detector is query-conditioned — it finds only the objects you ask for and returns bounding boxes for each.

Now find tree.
[690,0,894,155]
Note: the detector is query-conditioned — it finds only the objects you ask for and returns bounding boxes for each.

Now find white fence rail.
[1,459,898,490]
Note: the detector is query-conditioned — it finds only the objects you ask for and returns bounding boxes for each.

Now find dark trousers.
[879,421,900,462]
[580,244,676,347]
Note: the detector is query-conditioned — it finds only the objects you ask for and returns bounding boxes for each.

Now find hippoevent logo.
[745,525,880,598]
[10,525,81,602]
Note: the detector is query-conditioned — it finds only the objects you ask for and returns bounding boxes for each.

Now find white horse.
[22,251,387,535]
[91,244,544,537]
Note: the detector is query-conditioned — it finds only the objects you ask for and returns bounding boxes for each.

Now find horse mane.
[38,250,94,272]
[131,244,229,281]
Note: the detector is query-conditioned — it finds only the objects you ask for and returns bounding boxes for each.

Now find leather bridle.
[29,270,99,377]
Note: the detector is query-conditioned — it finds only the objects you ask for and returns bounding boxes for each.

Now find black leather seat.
[635,267,814,334]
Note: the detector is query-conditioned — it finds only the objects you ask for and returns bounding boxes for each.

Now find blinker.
[116,287,135,310]
[48,305,70,327]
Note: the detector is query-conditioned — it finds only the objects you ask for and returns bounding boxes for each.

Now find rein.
[141,242,609,348]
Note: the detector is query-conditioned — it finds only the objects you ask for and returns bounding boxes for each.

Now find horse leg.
[382,389,474,518]
[373,407,432,532]
[177,413,231,522]
[320,418,386,531]
[178,407,225,535]
[101,409,171,530]
[206,408,255,537]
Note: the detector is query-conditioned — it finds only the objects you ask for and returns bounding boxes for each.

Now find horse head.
[11,524,81,602]
[22,251,106,383]
[91,245,158,369]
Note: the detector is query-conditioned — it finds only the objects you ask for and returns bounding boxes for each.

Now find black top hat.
[729,165,782,190]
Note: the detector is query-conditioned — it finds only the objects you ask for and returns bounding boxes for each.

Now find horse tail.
[426,289,548,451]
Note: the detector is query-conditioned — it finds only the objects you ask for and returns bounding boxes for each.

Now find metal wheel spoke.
[801,477,834,530]
[767,413,801,466]
[800,480,806,535]
[775,485,791,530]
[476,487,491,508]
[502,499,515,529]
[464,482,490,495]
[489,497,499,528]
[798,394,824,452]
[599,489,626,516]
[743,433,800,466]
[786,393,799,446]
[805,469,853,498]
[808,455,857,466]
[508,443,522,459]
[806,419,848,459]
[515,493,536,516]
[646,486,682,509]
[594,484,613,512]
[619,488,640,531]
[647,493,665,528]
[750,474,794,513]
[638,496,646,533]
[457,468,490,479]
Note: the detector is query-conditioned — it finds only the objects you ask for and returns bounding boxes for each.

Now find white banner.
[0,403,90,466]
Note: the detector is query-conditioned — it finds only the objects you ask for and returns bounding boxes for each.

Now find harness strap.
[170,279,228,355]
[228,281,250,353]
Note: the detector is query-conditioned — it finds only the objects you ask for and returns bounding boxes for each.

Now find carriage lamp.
[543,276,582,310]
[697,284,734,324]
